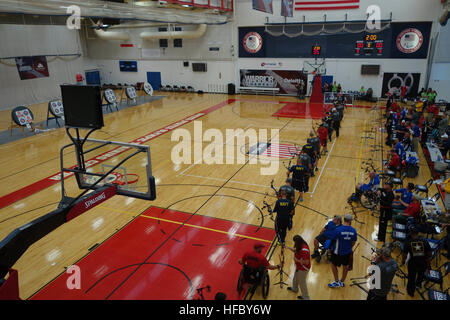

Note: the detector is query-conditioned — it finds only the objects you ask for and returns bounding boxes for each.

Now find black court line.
[103,119,294,300]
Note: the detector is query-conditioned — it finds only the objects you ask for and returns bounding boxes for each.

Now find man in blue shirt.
[311,215,342,262]
[394,138,406,160]
[411,123,421,153]
[393,183,415,210]
[328,213,358,288]
[357,171,380,193]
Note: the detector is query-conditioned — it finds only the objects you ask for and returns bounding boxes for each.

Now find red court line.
[0,100,233,210]
[31,207,275,300]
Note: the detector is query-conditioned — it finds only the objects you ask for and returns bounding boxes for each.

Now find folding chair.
[428,288,449,300]
[415,179,433,198]
[423,262,450,292]
[426,238,445,268]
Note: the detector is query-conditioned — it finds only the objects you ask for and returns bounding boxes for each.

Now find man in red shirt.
[401,85,407,100]
[286,235,311,300]
[385,149,401,173]
[239,243,280,270]
[390,100,399,113]
[317,124,328,154]
[393,197,421,223]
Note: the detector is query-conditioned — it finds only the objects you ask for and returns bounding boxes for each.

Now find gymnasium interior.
[0,0,450,303]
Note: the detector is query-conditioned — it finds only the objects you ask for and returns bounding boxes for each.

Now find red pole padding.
[0,269,21,300]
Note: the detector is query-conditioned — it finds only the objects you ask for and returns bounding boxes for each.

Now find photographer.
[367,247,398,300]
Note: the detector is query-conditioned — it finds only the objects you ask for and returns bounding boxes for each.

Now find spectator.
[286,235,311,300]
[393,196,421,224]
[411,122,421,152]
[328,213,357,288]
[402,228,432,297]
[367,247,398,300]
[393,183,415,210]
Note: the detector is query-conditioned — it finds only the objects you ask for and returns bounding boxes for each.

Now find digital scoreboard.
[355,34,384,56]
[312,45,321,56]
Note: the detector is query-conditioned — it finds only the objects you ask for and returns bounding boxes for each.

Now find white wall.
[84,58,234,92]
[428,22,450,101]
[0,25,85,110]
[83,23,236,92]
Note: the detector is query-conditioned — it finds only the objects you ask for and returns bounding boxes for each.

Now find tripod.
[273,244,289,288]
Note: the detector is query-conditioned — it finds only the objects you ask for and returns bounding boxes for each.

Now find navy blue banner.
[239,22,432,59]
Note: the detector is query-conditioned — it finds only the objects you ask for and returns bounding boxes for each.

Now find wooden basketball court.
[1,92,447,300]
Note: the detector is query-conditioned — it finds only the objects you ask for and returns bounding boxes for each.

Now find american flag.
[295,0,360,11]
[262,143,299,159]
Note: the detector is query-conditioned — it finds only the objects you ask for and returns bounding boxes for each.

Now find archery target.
[50,100,64,117]
[126,86,137,99]
[15,109,33,125]
[104,89,117,103]
[143,82,153,96]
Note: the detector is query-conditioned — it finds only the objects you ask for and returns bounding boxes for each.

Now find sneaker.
[287,287,298,293]
[316,255,322,263]
[297,296,304,300]
[311,251,319,258]
[328,281,341,288]
[339,280,345,287]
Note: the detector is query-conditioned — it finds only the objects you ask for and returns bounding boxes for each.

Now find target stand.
[119,86,138,106]
[47,100,65,128]
[9,106,42,137]
[139,82,154,102]
[102,89,119,113]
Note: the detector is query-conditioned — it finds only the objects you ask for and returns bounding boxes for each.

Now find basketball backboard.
[303,59,326,74]
[61,138,156,201]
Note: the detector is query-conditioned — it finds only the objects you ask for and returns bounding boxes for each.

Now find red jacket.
[388,154,400,168]
[404,201,421,219]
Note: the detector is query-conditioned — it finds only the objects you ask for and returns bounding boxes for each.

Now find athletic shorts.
[315,234,328,245]
[320,138,327,147]
[330,253,351,267]
[292,178,306,192]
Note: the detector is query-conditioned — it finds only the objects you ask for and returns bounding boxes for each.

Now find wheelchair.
[237,264,270,299]
[348,188,379,211]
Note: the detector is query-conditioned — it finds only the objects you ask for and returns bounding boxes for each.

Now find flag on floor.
[281,0,294,17]
[252,0,273,14]
[294,0,360,11]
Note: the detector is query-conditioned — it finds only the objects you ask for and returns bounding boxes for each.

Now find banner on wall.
[281,0,293,17]
[240,69,307,95]
[381,73,421,98]
[15,56,49,80]
[252,0,273,14]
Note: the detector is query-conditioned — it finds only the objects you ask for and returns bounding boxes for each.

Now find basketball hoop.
[83,172,139,191]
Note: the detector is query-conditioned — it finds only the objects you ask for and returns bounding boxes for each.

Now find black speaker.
[183,61,189,67]
[227,83,235,95]
[159,39,168,48]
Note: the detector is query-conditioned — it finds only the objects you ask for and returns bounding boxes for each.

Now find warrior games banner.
[252,0,273,14]
[240,69,307,96]
[381,72,421,98]
[281,0,294,17]
[15,56,49,80]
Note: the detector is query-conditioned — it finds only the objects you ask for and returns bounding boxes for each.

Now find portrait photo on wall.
[381,72,421,98]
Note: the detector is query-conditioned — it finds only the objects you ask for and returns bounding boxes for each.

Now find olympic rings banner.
[381,73,421,98]
[15,56,49,80]
[240,69,307,95]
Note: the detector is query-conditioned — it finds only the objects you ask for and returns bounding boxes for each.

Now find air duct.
[93,27,131,41]
[140,24,207,40]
